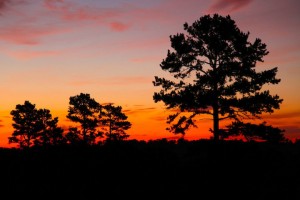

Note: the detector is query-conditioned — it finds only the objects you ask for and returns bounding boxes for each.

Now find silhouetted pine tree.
[67,93,102,144]
[153,14,283,141]
[100,104,131,142]
[10,101,64,148]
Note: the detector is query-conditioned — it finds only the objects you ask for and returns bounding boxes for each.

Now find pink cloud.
[8,50,60,60]
[42,1,197,33]
[208,0,253,13]
[118,37,168,52]
[0,1,72,45]
[45,0,88,20]
[0,0,9,10]
[39,0,210,35]
[0,25,70,45]
[110,22,130,32]
[0,0,28,14]
[0,28,43,45]
[44,0,127,32]
[44,0,64,10]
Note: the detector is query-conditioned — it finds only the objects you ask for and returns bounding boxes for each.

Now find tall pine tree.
[153,14,283,140]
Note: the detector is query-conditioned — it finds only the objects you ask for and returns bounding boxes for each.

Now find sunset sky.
[0,0,299,147]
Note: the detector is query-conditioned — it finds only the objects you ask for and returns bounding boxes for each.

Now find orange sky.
[0,0,300,147]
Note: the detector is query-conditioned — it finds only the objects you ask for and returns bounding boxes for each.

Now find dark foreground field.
[0,139,300,199]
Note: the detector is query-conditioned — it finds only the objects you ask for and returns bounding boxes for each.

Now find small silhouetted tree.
[67,93,101,144]
[101,104,131,141]
[153,14,283,140]
[36,109,65,146]
[10,101,39,148]
[10,101,64,148]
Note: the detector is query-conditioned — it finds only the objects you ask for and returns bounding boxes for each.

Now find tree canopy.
[153,14,283,141]
[100,104,131,141]
[67,93,101,144]
[10,101,64,148]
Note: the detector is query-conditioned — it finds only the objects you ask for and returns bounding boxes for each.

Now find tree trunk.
[213,105,219,141]
[212,72,220,141]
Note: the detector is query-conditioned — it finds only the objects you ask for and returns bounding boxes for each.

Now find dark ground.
[0,139,299,199]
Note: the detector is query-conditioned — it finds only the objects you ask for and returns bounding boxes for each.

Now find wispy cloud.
[0,0,24,13]
[0,0,127,46]
[262,111,300,140]
[123,107,156,115]
[0,0,9,11]
[279,125,300,141]
[44,0,118,22]
[2,116,10,119]
[281,125,300,134]
[42,0,201,34]
[8,50,61,60]
[208,0,253,13]
[263,110,300,120]
[150,115,166,122]
[0,0,199,47]
[0,23,71,45]
[43,0,64,10]
[44,0,129,32]
[109,21,130,32]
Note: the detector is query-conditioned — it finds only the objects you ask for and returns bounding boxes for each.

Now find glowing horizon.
[0,0,300,147]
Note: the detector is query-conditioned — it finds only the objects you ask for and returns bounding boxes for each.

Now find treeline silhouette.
[9,93,131,148]
[1,139,300,199]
